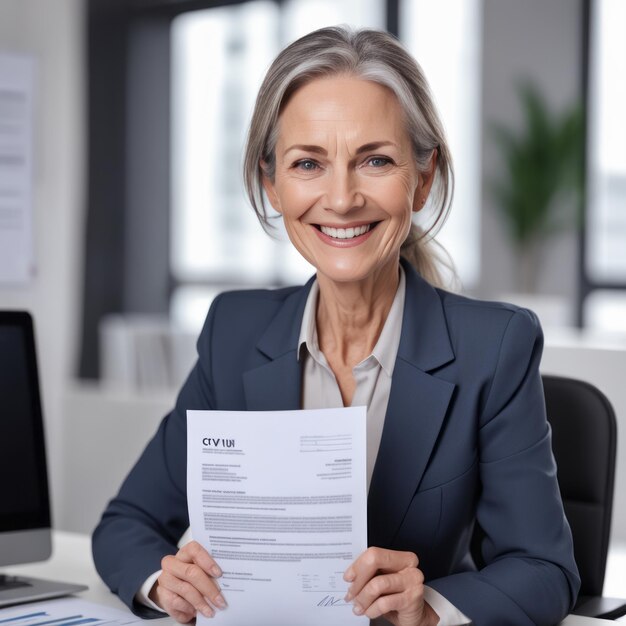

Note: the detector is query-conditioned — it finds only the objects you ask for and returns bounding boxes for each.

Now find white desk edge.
[0,531,616,625]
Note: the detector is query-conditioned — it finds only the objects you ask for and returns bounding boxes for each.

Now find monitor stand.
[0,572,87,608]
[0,575,32,591]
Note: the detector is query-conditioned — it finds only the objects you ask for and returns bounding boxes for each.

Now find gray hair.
[243,26,455,287]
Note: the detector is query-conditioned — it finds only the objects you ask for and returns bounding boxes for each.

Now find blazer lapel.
[243,354,302,410]
[240,263,457,550]
[368,261,456,548]
[242,278,314,411]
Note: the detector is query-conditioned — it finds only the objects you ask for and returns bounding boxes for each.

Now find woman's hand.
[149,541,226,623]
[344,547,439,626]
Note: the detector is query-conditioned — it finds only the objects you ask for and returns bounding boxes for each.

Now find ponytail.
[400,223,458,291]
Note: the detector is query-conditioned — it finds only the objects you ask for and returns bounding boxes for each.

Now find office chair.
[471,375,625,619]
[542,375,626,620]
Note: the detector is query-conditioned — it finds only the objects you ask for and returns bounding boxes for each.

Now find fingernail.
[213,594,227,610]
[344,590,352,602]
[353,604,363,616]
[344,568,355,582]
[201,606,214,618]
[211,565,222,577]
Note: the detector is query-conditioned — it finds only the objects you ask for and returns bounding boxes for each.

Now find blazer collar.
[243,260,457,548]
[367,259,456,547]
[396,257,455,372]
[253,258,455,373]
[255,274,316,361]
[242,275,313,412]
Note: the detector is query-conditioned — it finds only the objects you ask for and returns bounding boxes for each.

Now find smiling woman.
[262,77,433,288]
[244,29,454,289]
[92,26,580,626]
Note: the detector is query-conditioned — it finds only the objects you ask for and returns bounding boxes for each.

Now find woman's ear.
[412,148,438,213]
[261,161,282,214]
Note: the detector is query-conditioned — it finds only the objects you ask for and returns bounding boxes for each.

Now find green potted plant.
[490,81,584,293]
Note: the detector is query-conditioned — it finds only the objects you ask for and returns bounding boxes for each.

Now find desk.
[0,532,159,618]
[0,532,620,625]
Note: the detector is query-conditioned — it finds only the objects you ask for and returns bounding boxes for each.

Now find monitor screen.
[0,311,50,565]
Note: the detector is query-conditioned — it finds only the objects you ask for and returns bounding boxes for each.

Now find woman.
[92,27,580,626]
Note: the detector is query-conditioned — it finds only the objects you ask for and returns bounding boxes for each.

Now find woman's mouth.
[312,222,380,247]
[316,222,379,240]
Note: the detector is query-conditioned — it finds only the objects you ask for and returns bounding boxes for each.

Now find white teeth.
[320,224,371,239]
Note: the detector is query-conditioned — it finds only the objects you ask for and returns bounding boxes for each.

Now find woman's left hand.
[344,547,439,626]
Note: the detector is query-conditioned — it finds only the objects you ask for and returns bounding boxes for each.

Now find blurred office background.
[0,0,625,592]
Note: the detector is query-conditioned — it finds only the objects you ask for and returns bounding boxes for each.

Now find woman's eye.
[367,156,392,168]
[294,159,319,171]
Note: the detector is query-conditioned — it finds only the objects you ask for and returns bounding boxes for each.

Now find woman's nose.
[325,169,365,213]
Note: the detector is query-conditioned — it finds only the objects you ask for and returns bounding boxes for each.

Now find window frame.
[577,0,626,327]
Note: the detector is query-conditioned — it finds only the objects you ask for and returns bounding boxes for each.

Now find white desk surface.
[0,531,622,625]
[0,532,169,619]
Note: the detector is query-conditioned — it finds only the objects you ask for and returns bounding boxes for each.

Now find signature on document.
[317,595,349,607]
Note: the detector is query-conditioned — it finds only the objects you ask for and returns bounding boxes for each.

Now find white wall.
[59,385,174,533]
[0,0,85,529]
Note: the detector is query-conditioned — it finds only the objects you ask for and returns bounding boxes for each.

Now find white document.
[187,407,368,626]
[0,597,144,626]
[0,53,35,284]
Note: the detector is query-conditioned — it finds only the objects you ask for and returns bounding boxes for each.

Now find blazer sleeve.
[428,309,580,626]
[91,295,223,618]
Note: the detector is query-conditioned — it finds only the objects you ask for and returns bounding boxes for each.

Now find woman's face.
[263,75,435,286]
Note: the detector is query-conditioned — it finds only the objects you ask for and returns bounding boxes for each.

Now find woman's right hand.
[149,540,227,623]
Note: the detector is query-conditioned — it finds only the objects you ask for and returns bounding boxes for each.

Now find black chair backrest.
[542,375,617,597]
[470,375,617,597]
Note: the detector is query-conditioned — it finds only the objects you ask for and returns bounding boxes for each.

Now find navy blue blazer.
[92,260,580,625]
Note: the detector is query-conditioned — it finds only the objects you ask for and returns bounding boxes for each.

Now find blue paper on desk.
[0,598,143,626]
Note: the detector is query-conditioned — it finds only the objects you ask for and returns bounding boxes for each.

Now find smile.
[317,223,376,240]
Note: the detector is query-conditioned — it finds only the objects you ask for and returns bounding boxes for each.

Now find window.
[169,0,482,331]
[586,291,626,333]
[400,0,482,288]
[586,0,626,282]
[582,0,626,331]
[170,0,386,330]
[82,0,484,378]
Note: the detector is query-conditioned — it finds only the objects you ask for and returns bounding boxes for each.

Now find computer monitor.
[0,311,86,605]
[0,310,51,565]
